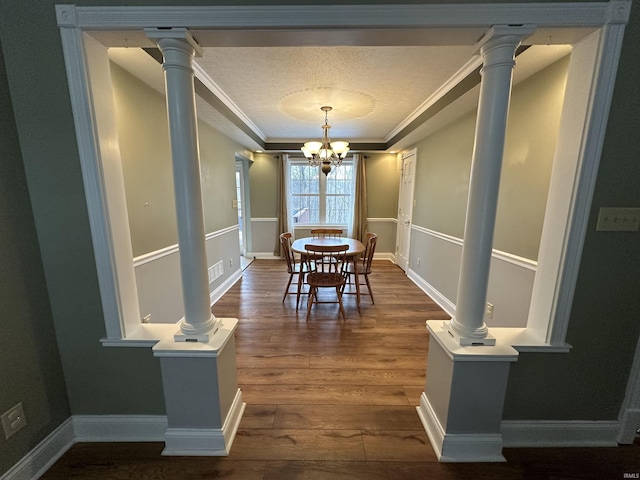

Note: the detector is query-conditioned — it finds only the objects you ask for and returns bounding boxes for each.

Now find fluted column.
[146,28,219,341]
[445,26,533,346]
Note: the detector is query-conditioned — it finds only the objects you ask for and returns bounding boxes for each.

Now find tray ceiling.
[109,39,572,153]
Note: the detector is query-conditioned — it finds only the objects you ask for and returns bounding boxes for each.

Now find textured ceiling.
[196,45,476,142]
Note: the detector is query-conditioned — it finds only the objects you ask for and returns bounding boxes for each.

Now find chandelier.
[301,106,350,176]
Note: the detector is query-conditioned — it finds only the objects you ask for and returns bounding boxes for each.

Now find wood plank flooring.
[41,260,640,479]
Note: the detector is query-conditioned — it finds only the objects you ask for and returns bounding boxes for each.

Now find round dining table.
[290,236,366,310]
[291,236,365,257]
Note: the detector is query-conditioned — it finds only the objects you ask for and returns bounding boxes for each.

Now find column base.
[417,393,506,462]
[154,318,243,456]
[420,320,518,462]
[174,317,222,342]
[162,389,245,456]
[443,321,496,346]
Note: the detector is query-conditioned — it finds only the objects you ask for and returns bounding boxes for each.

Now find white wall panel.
[134,227,241,324]
[411,226,535,328]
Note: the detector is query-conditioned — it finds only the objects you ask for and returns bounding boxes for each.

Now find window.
[289,159,354,225]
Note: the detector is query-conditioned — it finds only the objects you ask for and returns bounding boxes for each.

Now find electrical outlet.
[230,258,234,268]
[2,403,27,439]
[416,257,421,266]
[486,302,494,319]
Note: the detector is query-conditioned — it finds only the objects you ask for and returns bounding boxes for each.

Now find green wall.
[111,62,177,256]
[365,153,400,218]
[0,1,639,476]
[412,56,569,260]
[249,153,279,218]
[112,60,242,257]
[412,112,475,237]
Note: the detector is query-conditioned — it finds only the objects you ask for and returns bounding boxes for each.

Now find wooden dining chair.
[309,228,343,268]
[280,232,315,309]
[304,243,349,321]
[342,232,378,307]
[310,228,343,238]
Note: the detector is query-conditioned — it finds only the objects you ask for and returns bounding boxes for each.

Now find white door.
[396,150,416,272]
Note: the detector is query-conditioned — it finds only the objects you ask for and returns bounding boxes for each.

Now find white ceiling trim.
[60,3,626,31]
[385,53,483,143]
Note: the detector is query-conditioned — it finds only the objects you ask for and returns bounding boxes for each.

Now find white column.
[445,26,533,346]
[146,28,219,341]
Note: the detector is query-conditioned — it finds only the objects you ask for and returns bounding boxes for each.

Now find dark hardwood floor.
[41,260,640,479]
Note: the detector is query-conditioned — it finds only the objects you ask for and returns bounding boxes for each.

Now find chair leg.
[340,274,347,295]
[336,286,346,319]
[364,274,374,303]
[341,272,351,295]
[354,270,361,312]
[296,271,305,310]
[283,273,294,302]
[306,286,316,321]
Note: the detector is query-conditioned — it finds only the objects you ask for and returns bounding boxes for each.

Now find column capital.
[476,24,536,49]
[144,27,203,57]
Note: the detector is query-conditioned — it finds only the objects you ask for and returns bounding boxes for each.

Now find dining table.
[291,236,366,310]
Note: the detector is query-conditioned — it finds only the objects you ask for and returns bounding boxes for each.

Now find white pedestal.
[417,320,519,462]
[153,318,245,456]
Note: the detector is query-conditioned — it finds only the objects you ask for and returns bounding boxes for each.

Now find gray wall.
[0,38,71,475]
[0,0,639,476]
[504,1,640,420]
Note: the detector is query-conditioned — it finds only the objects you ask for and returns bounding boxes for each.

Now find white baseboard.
[72,415,167,442]
[162,389,246,456]
[618,408,640,444]
[407,268,455,317]
[418,389,621,453]
[1,407,626,478]
[0,419,75,480]
[248,252,280,260]
[501,419,620,447]
[210,267,243,305]
[417,392,506,462]
[373,252,395,262]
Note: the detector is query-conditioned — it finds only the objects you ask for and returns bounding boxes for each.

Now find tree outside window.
[289,160,354,225]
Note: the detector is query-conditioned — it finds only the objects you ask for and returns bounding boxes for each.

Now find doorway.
[235,164,245,256]
[235,157,254,270]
